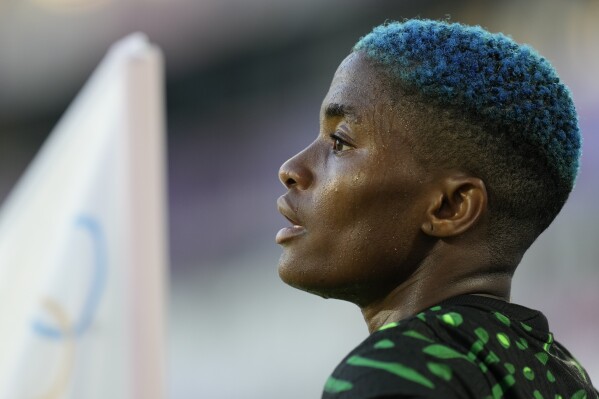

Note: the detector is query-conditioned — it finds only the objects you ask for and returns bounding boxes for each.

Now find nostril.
[279,155,312,190]
[286,178,296,187]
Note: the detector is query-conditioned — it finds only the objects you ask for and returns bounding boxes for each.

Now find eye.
[330,134,352,153]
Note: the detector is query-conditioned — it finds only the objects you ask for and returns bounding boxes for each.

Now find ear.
[421,175,487,238]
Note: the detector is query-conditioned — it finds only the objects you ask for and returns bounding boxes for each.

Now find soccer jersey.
[322,295,598,399]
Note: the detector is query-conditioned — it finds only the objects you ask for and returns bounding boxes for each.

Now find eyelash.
[330,133,352,153]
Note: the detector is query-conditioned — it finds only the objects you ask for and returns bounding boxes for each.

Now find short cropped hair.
[353,20,581,261]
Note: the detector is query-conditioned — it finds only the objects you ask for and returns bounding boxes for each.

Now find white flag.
[0,33,168,399]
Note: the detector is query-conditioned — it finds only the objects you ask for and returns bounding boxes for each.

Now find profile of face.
[276,52,436,306]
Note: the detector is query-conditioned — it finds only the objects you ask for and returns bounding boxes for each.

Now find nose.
[278,150,313,190]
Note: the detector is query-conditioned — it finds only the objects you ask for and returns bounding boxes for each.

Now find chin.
[277,253,317,291]
[277,253,366,304]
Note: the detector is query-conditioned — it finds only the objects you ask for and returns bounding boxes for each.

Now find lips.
[276,195,307,244]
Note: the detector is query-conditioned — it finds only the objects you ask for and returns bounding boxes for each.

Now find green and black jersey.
[322,295,597,399]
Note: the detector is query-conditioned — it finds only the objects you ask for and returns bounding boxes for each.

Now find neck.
[360,252,513,333]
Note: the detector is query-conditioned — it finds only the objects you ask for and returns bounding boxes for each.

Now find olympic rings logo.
[30,214,107,399]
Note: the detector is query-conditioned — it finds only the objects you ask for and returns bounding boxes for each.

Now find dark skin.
[276,52,513,333]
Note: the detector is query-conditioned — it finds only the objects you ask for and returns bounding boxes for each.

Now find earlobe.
[422,176,487,238]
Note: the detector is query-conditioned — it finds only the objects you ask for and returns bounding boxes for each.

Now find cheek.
[311,166,368,229]
[314,165,410,248]
[329,164,422,248]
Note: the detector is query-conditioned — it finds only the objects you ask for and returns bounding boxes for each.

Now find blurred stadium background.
[1,0,597,397]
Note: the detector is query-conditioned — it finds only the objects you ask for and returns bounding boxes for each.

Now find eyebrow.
[324,103,358,120]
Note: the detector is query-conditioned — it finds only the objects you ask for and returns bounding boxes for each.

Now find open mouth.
[277,195,303,227]
[283,214,301,227]
[276,196,306,243]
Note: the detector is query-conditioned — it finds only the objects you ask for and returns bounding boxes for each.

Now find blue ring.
[32,214,108,339]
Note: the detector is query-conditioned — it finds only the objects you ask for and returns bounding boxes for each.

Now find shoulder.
[324,298,599,399]
[322,306,491,399]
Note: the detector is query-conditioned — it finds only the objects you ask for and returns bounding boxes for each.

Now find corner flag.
[0,33,168,399]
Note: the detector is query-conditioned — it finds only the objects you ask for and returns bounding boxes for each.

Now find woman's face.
[276,52,432,305]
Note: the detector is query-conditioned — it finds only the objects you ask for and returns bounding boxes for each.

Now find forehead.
[321,52,391,121]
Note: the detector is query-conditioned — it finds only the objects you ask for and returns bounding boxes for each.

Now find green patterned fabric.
[322,295,598,398]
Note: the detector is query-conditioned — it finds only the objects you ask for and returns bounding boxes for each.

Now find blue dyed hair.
[354,19,580,192]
